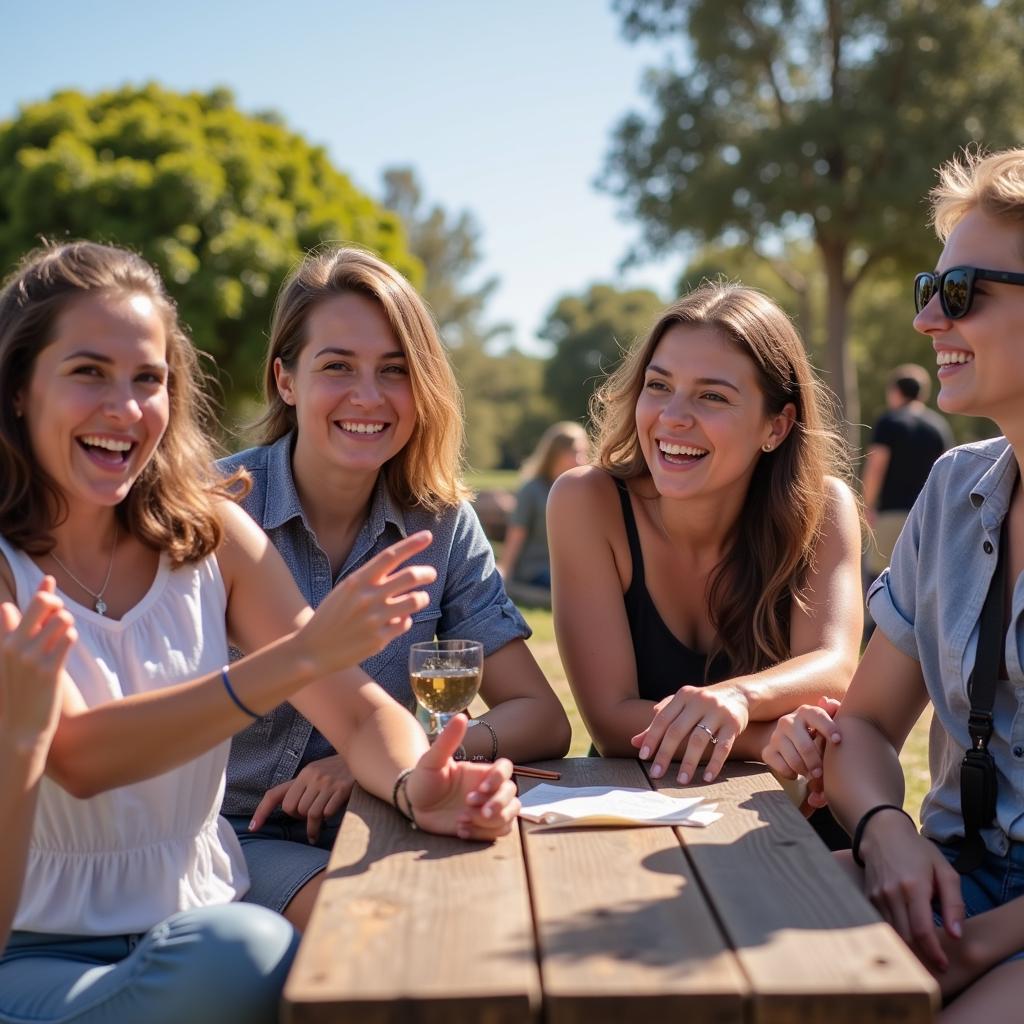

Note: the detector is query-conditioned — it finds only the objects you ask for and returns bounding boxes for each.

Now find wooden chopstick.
[511,765,561,780]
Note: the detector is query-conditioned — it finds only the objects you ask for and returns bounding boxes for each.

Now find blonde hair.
[255,246,468,512]
[521,421,588,483]
[592,281,848,676]
[931,147,1024,252]
[0,241,246,563]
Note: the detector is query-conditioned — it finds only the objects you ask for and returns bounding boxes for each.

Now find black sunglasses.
[914,266,1024,320]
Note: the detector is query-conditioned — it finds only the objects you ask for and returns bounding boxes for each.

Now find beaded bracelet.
[391,767,418,829]
[851,804,915,867]
[220,665,261,720]
[469,718,499,761]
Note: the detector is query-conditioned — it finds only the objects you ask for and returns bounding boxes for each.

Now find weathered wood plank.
[283,784,540,1024]
[519,757,748,1024]
[649,762,939,1024]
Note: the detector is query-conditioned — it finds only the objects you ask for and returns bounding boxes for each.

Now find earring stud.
[762,443,773,452]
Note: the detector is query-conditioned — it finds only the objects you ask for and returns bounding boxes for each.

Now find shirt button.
[1015,746,1024,759]
[984,541,994,554]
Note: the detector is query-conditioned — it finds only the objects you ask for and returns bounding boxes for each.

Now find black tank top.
[616,477,731,698]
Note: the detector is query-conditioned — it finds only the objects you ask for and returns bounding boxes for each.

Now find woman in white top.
[0,241,518,1024]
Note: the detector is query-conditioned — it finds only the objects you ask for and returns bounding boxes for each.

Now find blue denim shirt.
[217,432,530,817]
[868,436,1024,855]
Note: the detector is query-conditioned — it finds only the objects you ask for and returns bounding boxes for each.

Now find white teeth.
[659,441,708,457]
[80,435,132,452]
[339,422,385,435]
[936,350,973,366]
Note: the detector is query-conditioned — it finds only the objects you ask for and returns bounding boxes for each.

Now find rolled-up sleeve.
[438,502,531,654]
[866,500,922,662]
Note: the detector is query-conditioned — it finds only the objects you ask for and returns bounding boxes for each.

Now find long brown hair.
[520,421,588,484]
[591,281,849,675]
[254,246,468,512]
[0,241,246,563]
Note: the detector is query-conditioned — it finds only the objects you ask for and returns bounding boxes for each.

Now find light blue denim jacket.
[868,436,1024,855]
[216,432,529,818]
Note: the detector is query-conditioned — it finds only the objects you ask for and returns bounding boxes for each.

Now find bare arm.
[861,444,891,523]
[467,639,571,761]
[47,504,437,799]
[549,468,664,756]
[637,477,863,782]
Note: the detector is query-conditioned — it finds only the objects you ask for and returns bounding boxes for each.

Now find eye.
[136,371,167,386]
[71,364,103,377]
[700,391,728,403]
[381,363,408,376]
[321,360,352,373]
[644,378,669,392]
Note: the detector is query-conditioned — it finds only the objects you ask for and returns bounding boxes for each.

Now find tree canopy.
[602,0,1024,439]
[0,84,420,406]
[540,283,665,424]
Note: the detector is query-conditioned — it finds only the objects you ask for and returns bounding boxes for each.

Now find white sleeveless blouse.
[1,535,250,936]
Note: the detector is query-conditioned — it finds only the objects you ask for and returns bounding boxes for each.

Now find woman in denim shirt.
[827,148,1024,1019]
[220,247,570,930]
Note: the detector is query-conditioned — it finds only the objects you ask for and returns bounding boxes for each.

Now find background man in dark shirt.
[862,363,953,576]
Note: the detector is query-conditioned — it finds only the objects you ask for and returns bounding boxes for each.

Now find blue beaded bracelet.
[220,665,261,720]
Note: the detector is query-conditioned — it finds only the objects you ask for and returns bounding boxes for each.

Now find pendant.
[95,597,107,616]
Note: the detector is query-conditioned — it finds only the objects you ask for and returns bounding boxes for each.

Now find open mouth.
[77,434,135,466]
[936,350,973,368]
[658,441,709,465]
[335,420,388,437]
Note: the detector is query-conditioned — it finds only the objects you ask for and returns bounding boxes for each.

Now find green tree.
[380,166,553,469]
[602,0,1024,442]
[0,84,419,409]
[540,283,664,423]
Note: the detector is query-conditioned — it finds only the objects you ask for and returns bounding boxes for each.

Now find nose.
[660,392,695,427]
[349,372,383,408]
[913,290,951,337]
[102,381,143,423]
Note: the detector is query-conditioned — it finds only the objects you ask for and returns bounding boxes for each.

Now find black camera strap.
[954,523,1008,874]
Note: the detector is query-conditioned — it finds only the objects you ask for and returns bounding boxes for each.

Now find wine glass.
[408,639,484,738]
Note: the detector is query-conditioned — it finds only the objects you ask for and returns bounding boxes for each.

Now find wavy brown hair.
[520,421,588,484]
[254,246,468,512]
[591,281,849,676]
[0,241,247,563]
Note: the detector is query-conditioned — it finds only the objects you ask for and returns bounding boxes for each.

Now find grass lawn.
[515,603,934,825]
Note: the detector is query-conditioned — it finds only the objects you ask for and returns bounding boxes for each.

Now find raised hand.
[0,577,77,759]
[249,753,355,844]
[631,681,750,784]
[299,531,437,676]
[406,715,519,841]
[762,696,842,813]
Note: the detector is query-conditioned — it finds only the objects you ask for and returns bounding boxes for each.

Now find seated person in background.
[549,282,862,849]
[219,246,570,930]
[827,147,1024,1021]
[862,363,952,578]
[499,420,588,590]
[0,241,517,1024]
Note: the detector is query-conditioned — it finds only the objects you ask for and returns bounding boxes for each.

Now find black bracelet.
[470,718,499,761]
[220,665,261,720]
[391,768,418,829]
[852,804,915,867]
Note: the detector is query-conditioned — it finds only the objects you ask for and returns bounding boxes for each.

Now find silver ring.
[695,722,718,745]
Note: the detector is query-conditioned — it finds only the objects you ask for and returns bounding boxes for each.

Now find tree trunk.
[820,240,860,449]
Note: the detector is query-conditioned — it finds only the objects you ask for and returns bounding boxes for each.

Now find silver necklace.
[49,526,119,615]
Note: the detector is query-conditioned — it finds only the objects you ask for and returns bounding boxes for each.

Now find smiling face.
[20,291,170,512]
[914,207,1024,429]
[275,291,416,485]
[634,324,794,504]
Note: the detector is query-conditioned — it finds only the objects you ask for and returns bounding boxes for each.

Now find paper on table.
[517,783,721,828]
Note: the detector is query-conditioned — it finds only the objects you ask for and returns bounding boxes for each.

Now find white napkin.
[518,783,721,827]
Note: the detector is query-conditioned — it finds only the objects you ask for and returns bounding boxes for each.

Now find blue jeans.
[0,904,298,1024]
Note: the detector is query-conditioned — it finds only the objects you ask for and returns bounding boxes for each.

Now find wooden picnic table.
[283,758,939,1024]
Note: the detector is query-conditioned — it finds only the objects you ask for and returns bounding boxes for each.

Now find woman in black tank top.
[549,283,862,851]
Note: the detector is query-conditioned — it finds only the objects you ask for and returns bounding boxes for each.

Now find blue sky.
[0,1,684,354]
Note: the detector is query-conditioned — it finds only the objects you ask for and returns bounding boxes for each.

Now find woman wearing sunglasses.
[826,148,1024,1020]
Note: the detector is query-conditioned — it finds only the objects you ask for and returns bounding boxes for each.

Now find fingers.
[249,780,292,832]
[455,776,520,839]
[934,859,966,942]
[355,531,434,584]
[818,695,842,717]
[417,713,468,770]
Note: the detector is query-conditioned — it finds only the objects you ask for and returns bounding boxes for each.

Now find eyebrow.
[313,347,406,360]
[646,365,740,393]
[62,350,168,372]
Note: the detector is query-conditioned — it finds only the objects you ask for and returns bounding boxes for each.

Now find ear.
[764,402,797,450]
[273,358,296,407]
[13,389,24,419]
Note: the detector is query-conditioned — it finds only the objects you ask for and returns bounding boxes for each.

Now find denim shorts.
[224,813,337,914]
[933,837,1024,961]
